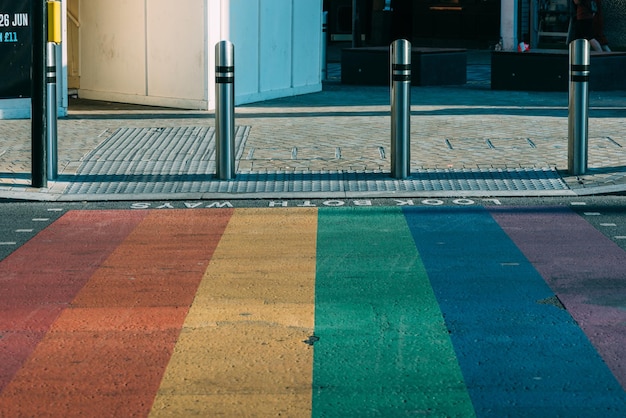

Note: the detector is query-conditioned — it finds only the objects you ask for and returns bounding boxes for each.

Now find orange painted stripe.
[0,210,147,393]
[0,209,233,417]
[150,208,317,417]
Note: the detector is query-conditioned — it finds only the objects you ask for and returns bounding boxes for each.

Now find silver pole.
[46,42,58,181]
[215,41,236,180]
[321,11,328,81]
[568,39,590,176]
[390,39,411,179]
[352,0,357,48]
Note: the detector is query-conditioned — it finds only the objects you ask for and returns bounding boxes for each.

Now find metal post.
[321,11,328,81]
[352,0,357,48]
[390,39,411,179]
[31,0,48,188]
[215,41,236,180]
[568,39,590,176]
[46,42,58,180]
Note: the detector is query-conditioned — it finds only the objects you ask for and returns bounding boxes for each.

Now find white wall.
[0,99,30,120]
[80,0,146,97]
[79,0,209,109]
[146,0,207,102]
[293,1,324,88]
[0,0,323,116]
[259,0,292,93]
[500,0,518,50]
[227,0,260,103]
[79,0,322,110]
[229,0,323,105]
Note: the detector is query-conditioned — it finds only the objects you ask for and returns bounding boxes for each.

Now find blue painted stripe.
[403,206,626,417]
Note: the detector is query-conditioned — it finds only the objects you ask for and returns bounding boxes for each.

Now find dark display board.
[0,0,32,99]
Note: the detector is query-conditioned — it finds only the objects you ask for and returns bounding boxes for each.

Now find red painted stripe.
[0,210,147,392]
[0,209,233,417]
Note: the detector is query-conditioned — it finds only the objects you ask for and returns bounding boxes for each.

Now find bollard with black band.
[215,41,236,180]
[568,39,590,176]
[45,41,58,180]
[321,11,328,81]
[31,0,48,188]
[46,1,61,181]
[390,39,411,179]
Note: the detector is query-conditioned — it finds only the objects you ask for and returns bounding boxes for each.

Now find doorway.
[67,0,79,92]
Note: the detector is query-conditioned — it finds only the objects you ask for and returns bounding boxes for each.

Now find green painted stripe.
[313,207,475,417]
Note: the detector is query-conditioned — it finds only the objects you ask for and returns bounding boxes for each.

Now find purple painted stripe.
[490,206,626,389]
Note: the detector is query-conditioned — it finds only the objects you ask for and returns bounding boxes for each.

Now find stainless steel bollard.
[390,39,411,179]
[568,39,590,176]
[321,11,328,81]
[46,42,58,181]
[215,41,236,180]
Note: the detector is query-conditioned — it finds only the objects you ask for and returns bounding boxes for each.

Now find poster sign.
[0,0,32,99]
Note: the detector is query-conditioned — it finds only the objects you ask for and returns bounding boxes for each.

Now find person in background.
[592,0,611,51]
[572,0,603,51]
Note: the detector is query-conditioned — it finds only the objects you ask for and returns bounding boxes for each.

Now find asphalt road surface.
[1,196,626,416]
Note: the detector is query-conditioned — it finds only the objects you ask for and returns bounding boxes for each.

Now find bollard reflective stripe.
[570,64,590,72]
[390,39,411,179]
[215,66,234,84]
[46,66,56,83]
[568,39,590,176]
[391,64,411,82]
[215,41,236,180]
[570,64,590,82]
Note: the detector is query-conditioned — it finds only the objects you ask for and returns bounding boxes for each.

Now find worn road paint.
[0,210,232,417]
[0,210,146,394]
[313,207,475,417]
[2,207,626,417]
[404,206,626,416]
[490,206,626,391]
[150,208,317,417]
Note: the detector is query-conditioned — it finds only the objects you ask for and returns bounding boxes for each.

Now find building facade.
[1,0,324,118]
[326,0,626,49]
[1,0,624,119]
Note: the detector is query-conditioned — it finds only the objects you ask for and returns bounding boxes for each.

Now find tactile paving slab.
[65,126,249,195]
[64,126,569,197]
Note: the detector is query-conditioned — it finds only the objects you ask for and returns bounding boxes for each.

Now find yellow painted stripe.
[150,208,318,417]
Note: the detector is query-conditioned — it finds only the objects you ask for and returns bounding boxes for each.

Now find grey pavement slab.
[1,60,626,201]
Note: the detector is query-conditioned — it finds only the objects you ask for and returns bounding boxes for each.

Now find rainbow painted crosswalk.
[1,207,625,417]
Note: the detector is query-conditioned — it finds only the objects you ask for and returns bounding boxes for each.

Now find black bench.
[491,49,626,91]
[341,47,467,86]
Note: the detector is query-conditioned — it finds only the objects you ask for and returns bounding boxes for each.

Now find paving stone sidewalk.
[1,59,626,200]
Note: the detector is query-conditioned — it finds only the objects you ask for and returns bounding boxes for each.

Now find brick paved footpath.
[1,62,626,198]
